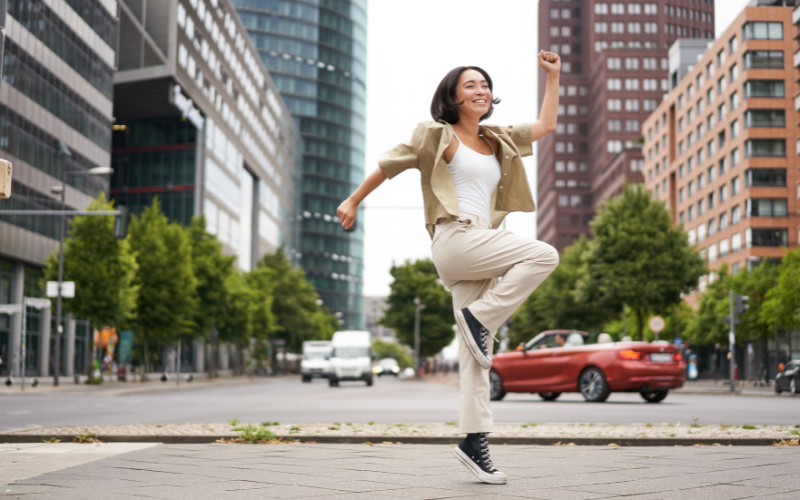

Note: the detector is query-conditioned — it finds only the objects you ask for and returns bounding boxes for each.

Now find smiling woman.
[336,50,562,485]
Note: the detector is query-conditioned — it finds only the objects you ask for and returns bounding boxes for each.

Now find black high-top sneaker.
[454,308,492,369]
[454,433,507,484]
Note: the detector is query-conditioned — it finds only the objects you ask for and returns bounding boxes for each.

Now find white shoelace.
[479,434,496,471]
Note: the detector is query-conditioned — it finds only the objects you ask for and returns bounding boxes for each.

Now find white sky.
[362,0,753,298]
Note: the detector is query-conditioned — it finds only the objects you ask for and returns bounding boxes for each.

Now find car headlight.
[372,366,383,374]
[391,366,400,373]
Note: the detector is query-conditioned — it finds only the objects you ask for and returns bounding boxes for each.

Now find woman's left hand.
[538,50,561,74]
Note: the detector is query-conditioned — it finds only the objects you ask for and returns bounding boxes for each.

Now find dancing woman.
[337,51,562,484]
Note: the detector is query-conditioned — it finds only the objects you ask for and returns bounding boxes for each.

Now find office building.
[233,0,367,330]
[537,0,715,250]
[0,0,119,379]
[364,296,395,342]
[643,3,798,278]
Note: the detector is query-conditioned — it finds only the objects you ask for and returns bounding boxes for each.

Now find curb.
[0,434,787,447]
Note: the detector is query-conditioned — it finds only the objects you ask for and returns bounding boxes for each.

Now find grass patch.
[73,433,101,444]
[328,426,340,431]
[289,426,300,434]
[741,424,757,430]
[228,418,240,426]
[645,423,653,428]
[445,421,456,426]
[42,436,61,443]
[368,421,374,425]
[260,421,279,427]
[689,423,701,428]
[789,430,799,436]
[233,423,277,443]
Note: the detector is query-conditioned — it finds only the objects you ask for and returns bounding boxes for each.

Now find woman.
[337,51,562,484]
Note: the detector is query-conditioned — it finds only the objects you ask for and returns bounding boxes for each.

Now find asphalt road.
[1,376,797,432]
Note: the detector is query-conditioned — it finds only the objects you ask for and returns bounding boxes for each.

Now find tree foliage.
[372,339,414,368]
[578,184,705,340]
[380,259,454,358]
[188,215,235,339]
[128,198,197,363]
[44,194,137,330]
[257,246,337,351]
[761,248,800,332]
[508,236,612,348]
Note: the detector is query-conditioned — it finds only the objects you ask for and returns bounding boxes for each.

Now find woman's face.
[454,69,491,121]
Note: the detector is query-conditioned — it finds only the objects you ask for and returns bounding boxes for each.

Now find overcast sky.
[361,0,754,298]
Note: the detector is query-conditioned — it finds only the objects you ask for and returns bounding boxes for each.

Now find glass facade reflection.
[234,0,367,329]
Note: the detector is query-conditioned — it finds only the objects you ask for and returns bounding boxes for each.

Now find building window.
[627,22,640,34]
[720,212,728,230]
[608,119,621,131]
[625,57,639,70]
[644,22,657,33]
[731,176,740,196]
[678,118,684,132]
[688,206,695,221]
[607,57,621,69]
[688,180,694,197]
[607,140,622,153]
[595,3,608,15]
[731,232,740,252]
[625,120,639,132]
[728,64,738,83]
[743,22,783,40]
[555,161,565,172]
[730,119,739,139]
[744,80,785,98]
[745,139,786,158]
[746,168,786,187]
[571,195,581,207]
[611,3,624,14]
[743,51,784,69]
[550,26,560,37]
[628,3,641,14]
[558,195,568,206]
[678,94,684,109]
[747,198,788,217]
[728,35,738,55]
[732,205,741,224]
[608,78,621,91]
[717,76,725,95]
[625,78,639,91]
[595,22,608,33]
[607,99,621,111]
[719,184,727,203]
[748,228,788,247]
[625,99,639,111]
[729,91,739,110]
[717,49,725,68]
[744,109,785,128]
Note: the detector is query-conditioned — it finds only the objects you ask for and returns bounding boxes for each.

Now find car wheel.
[302,376,311,383]
[579,367,610,402]
[640,389,668,403]
[329,379,338,387]
[366,376,373,387]
[538,392,561,402]
[489,370,506,401]
[791,378,797,395]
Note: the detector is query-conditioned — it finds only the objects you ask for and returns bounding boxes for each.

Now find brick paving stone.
[1,444,799,499]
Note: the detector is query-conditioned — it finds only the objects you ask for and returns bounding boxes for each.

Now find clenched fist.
[538,50,561,74]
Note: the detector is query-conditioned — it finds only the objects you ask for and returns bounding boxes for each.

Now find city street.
[2,376,798,432]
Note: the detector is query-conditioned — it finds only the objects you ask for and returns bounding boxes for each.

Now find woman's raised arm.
[529,50,561,143]
[337,167,387,230]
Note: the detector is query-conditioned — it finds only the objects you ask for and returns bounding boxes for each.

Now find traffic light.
[114,206,128,239]
[735,294,750,315]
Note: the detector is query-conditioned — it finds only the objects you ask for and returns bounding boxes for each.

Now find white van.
[329,331,373,387]
[301,341,333,383]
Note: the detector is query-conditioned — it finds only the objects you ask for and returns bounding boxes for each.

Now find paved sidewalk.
[2,443,799,499]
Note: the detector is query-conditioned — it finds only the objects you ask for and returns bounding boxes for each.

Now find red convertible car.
[490,330,685,403]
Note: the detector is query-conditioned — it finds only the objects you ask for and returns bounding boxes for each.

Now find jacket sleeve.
[377,122,430,179]
[495,123,534,158]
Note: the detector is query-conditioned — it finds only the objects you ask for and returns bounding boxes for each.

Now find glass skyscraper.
[233,0,367,330]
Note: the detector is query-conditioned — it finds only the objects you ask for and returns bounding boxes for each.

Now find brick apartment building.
[643,4,799,280]
[537,0,715,250]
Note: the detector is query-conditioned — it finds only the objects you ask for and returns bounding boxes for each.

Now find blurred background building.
[0,0,119,379]
[644,3,799,277]
[112,0,299,272]
[537,0,716,251]
[232,0,367,330]
[364,296,395,342]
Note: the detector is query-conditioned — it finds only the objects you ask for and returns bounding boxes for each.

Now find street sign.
[648,316,665,333]
[25,298,51,309]
[46,281,75,298]
[0,304,21,314]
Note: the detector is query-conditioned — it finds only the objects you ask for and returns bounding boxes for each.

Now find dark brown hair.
[430,66,501,124]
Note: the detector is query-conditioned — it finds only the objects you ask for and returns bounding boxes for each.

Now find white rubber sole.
[454,447,507,484]
[454,309,492,370]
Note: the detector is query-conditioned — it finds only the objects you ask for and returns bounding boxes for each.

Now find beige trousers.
[431,212,559,434]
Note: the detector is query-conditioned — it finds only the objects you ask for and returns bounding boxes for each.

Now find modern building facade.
[112,0,298,271]
[643,4,798,279]
[232,0,367,330]
[537,0,715,251]
[0,0,118,378]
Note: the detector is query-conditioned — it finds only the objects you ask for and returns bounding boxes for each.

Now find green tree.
[244,266,279,341]
[380,259,454,358]
[372,339,414,368]
[761,248,800,332]
[578,184,705,340]
[216,271,256,372]
[128,199,197,372]
[684,266,730,346]
[509,236,613,348]
[726,259,777,343]
[257,246,336,351]
[188,215,235,340]
[43,194,137,380]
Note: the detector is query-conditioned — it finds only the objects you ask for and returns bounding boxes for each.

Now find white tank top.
[446,132,501,224]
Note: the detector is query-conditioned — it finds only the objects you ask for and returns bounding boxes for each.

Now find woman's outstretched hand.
[538,50,561,74]
[337,198,358,230]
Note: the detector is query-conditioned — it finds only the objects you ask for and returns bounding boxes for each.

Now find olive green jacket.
[378,120,536,239]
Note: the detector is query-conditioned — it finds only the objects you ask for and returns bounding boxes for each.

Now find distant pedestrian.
[338,51,562,484]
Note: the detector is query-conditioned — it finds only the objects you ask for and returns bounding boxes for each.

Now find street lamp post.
[413,297,425,378]
[52,165,113,386]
